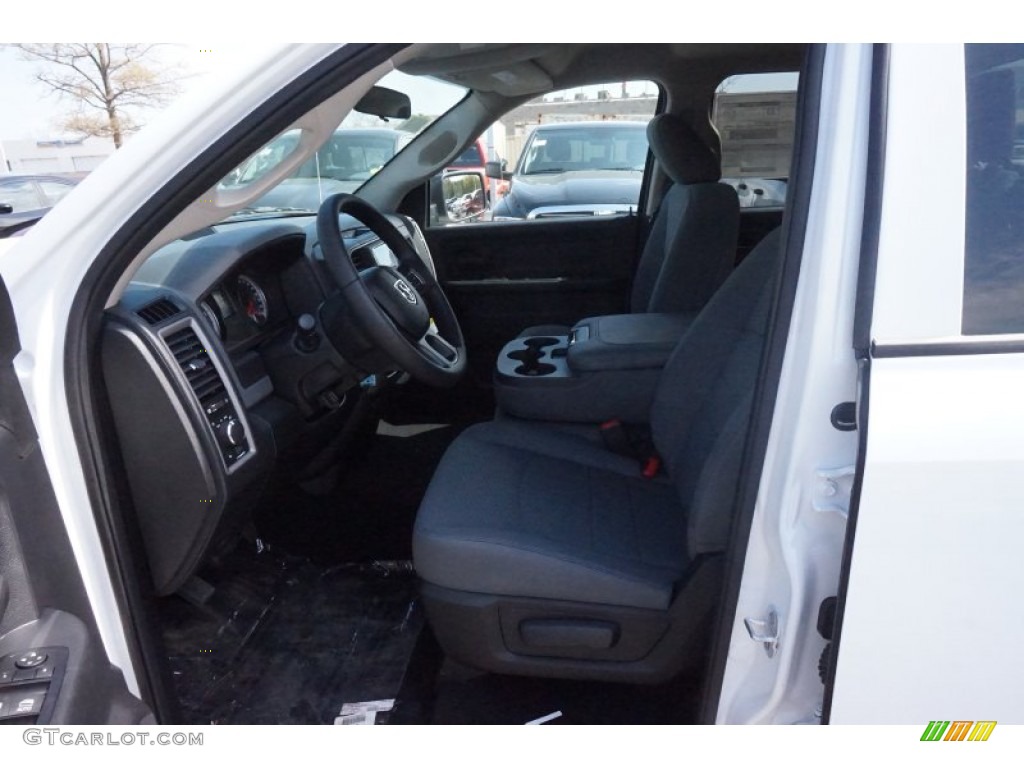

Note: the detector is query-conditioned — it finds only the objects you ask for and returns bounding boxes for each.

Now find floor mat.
[161,544,422,724]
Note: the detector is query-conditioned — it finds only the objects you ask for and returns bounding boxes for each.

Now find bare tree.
[9,43,186,148]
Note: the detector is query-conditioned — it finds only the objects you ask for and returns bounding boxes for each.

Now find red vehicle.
[447,137,510,198]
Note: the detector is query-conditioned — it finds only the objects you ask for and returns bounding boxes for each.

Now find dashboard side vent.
[163,325,249,467]
[137,297,181,325]
[165,327,226,405]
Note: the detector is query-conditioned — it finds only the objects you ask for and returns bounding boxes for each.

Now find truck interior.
[80,42,813,724]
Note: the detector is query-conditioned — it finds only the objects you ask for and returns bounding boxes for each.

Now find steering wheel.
[316,193,466,387]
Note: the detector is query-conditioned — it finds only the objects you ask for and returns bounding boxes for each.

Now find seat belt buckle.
[599,419,632,456]
[641,455,662,479]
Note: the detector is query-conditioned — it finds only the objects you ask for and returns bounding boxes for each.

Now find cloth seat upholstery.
[415,228,783,622]
[519,114,739,338]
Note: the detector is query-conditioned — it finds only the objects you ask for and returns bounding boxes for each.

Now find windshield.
[519,125,648,175]
[219,71,466,220]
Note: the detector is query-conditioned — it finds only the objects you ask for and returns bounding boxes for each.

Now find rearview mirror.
[354,86,412,120]
[0,203,12,215]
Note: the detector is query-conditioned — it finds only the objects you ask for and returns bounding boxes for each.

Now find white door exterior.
[719,43,1024,725]
[830,43,1024,724]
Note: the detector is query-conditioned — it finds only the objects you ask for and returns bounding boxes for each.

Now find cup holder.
[500,335,568,378]
[523,336,559,350]
[515,362,557,376]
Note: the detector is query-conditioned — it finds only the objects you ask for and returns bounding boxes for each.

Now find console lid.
[568,313,694,372]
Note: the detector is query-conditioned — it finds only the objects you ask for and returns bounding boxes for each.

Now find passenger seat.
[414,227,784,683]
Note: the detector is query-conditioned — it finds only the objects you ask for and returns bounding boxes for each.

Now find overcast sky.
[0,44,262,140]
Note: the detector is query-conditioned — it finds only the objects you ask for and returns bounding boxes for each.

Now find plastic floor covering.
[160,547,422,724]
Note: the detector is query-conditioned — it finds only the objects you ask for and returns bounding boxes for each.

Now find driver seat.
[413,228,783,683]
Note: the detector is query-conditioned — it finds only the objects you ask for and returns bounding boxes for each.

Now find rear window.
[963,44,1024,334]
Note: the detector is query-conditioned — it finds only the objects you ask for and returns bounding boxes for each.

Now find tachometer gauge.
[236,275,269,326]
[199,299,224,340]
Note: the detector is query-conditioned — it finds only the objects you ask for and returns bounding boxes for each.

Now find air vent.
[136,297,181,325]
[164,324,249,467]
[165,327,226,406]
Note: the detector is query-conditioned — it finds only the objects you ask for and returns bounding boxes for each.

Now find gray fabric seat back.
[630,114,740,315]
[650,227,783,557]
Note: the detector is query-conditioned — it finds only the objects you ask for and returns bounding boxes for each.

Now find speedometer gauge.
[200,299,225,340]
[236,275,269,326]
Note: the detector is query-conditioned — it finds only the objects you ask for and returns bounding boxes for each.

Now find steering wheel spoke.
[417,323,460,369]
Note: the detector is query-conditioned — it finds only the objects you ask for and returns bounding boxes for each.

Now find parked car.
[0,174,79,235]
[491,121,648,219]
[0,43,1020,738]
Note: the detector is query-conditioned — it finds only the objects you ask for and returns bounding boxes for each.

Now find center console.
[495,313,693,423]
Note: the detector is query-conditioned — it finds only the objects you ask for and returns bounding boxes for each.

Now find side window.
[0,179,44,212]
[963,44,1024,335]
[431,81,659,226]
[712,73,799,208]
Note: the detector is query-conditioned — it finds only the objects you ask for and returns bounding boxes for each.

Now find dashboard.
[101,211,433,595]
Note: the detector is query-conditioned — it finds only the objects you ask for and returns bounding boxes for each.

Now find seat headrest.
[647,114,721,185]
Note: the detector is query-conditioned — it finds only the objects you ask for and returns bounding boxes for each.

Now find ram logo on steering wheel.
[393,278,417,305]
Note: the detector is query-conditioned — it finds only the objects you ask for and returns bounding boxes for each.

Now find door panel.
[0,276,149,724]
[830,354,1024,723]
[426,215,637,385]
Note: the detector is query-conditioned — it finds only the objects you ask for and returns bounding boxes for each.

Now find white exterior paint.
[869,44,966,341]
[718,42,1024,726]
[716,43,870,724]
[830,355,1024,723]
[829,44,1024,723]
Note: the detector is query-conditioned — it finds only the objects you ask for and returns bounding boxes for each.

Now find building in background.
[0,136,114,174]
